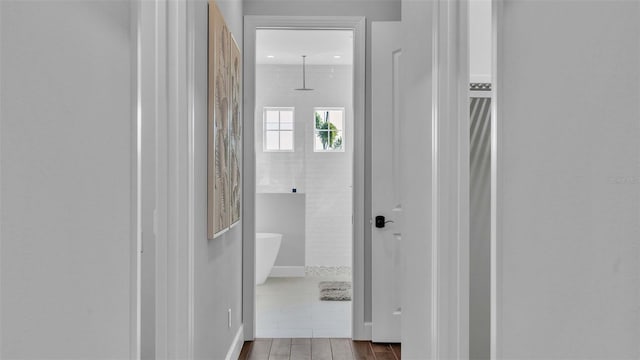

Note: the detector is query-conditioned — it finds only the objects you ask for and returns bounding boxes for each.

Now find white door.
[371,21,402,343]
[494,1,640,358]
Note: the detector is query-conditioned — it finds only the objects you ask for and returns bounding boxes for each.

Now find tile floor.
[256,274,352,338]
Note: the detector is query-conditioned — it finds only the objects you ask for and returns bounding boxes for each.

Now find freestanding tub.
[255,233,282,285]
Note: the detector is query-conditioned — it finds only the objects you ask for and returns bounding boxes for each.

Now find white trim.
[243,17,257,342]
[186,1,197,358]
[269,266,306,277]
[430,0,470,358]
[131,1,142,358]
[243,15,367,341]
[152,0,195,359]
[0,1,3,355]
[490,0,503,359]
[456,2,471,358]
[225,326,245,360]
[153,0,169,357]
[430,4,441,358]
[139,0,160,357]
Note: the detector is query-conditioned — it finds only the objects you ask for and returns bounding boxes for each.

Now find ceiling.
[256,29,353,65]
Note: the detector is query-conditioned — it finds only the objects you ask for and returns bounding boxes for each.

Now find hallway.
[3,0,640,359]
[240,338,401,360]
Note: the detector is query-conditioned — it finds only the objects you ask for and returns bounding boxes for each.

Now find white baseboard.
[363,322,373,340]
[269,266,305,277]
[225,325,244,360]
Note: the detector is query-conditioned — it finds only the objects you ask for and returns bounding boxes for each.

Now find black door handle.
[375,215,394,228]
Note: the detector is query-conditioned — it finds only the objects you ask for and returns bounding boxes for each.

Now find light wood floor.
[240,338,401,360]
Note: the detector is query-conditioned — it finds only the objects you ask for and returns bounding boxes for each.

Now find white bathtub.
[255,233,282,285]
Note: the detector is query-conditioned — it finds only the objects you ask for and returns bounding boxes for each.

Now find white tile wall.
[256,64,353,267]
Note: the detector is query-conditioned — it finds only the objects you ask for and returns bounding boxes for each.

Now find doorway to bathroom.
[251,28,355,339]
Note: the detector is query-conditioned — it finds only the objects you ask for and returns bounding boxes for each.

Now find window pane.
[330,131,343,150]
[280,110,293,124]
[328,111,343,131]
[265,121,279,130]
[314,130,328,151]
[280,111,293,130]
[280,119,294,130]
[280,131,293,150]
[265,131,279,150]
[265,110,279,123]
[314,111,326,130]
[280,122,293,131]
[265,110,279,130]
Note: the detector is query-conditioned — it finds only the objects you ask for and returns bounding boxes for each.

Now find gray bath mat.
[319,281,352,301]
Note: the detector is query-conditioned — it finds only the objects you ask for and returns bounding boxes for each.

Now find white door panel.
[371,21,402,343]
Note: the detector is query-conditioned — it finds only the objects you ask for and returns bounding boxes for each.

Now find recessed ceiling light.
[334,55,341,59]
[267,55,275,59]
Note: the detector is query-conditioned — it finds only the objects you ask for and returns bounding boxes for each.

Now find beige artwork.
[229,37,242,226]
[208,1,231,238]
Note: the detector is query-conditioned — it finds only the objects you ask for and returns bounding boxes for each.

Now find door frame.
[242,15,367,340]
[490,1,502,358]
[426,0,470,357]
[143,0,196,359]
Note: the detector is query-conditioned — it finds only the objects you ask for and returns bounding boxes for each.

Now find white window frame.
[263,107,295,152]
[313,107,346,152]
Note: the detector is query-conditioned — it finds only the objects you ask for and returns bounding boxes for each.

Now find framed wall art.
[229,36,242,227]
[208,0,242,239]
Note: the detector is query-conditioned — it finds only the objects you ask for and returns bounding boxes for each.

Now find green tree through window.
[314,109,344,151]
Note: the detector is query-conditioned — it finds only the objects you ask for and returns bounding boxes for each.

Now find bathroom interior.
[254,29,355,338]
[252,1,492,348]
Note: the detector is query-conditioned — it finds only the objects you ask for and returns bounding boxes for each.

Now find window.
[314,108,345,152]
[263,107,294,151]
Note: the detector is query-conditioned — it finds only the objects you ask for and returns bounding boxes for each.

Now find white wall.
[191,0,244,359]
[0,1,136,358]
[140,3,158,358]
[245,0,399,17]
[469,0,491,83]
[256,64,353,267]
[496,1,640,358]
